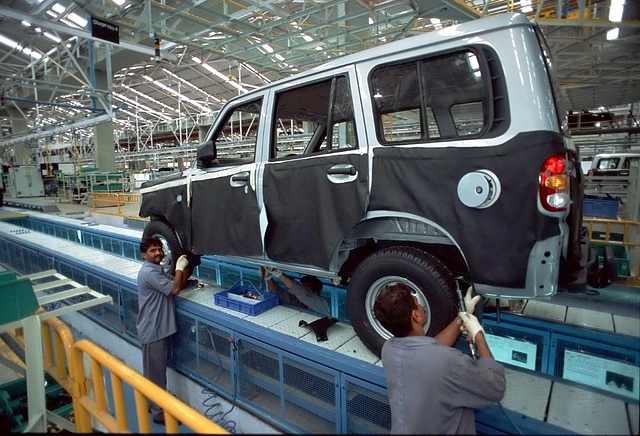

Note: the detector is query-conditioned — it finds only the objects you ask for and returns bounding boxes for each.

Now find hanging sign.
[91,17,119,44]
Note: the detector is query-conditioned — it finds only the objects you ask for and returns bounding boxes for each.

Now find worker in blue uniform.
[259,266,330,316]
[373,283,506,434]
[137,236,190,426]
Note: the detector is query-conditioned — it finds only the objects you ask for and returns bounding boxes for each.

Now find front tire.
[347,246,458,356]
[142,219,187,274]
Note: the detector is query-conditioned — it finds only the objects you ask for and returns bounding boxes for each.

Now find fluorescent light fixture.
[67,12,88,28]
[113,0,126,5]
[44,32,61,44]
[0,33,42,59]
[162,68,222,103]
[275,54,285,61]
[301,33,313,42]
[521,0,533,13]
[607,0,624,40]
[52,3,66,14]
[21,20,31,27]
[262,44,274,53]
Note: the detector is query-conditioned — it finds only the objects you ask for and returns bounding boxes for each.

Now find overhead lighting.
[262,44,274,53]
[521,0,533,13]
[162,68,221,103]
[275,54,285,61]
[0,33,42,59]
[44,32,61,44]
[113,0,126,6]
[194,58,249,93]
[607,0,624,40]
[67,12,88,28]
[51,3,66,14]
[21,20,31,27]
[301,34,313,42]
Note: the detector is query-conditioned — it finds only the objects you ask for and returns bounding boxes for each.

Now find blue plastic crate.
[214,279,278,316]
[583,197,619,219]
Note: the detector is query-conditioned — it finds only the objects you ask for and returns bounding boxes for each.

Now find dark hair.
[300,275,323,295]
[140,236,163,253]
[373,283,418,337]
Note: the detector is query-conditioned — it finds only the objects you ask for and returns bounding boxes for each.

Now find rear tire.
[347,246,458,356]
[142,220,186,274]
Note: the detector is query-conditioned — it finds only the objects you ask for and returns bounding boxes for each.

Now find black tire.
[347,246,458,356]
[0,192,3,207]
[142,220,186,274]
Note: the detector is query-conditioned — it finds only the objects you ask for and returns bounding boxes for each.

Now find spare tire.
[142,219,187,274]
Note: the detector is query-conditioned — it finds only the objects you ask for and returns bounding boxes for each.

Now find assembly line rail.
[0,213,638,434]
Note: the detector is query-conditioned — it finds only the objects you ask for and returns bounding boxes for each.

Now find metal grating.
[238,340,282,419]
[282,356,337,433]
[344,377,391,434]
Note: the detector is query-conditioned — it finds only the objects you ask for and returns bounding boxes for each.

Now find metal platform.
[0,209,638,435]
[1,198,61,213]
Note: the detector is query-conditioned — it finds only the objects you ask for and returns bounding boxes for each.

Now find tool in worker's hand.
[456,278,478,360]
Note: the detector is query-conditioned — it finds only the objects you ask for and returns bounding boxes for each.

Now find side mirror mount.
[196,140,217,168]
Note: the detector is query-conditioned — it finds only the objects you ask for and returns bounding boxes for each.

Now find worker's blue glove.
[265,267,282,277]
[458,311,484,342]
[259,266,272,281]
[176,255,189,272]
[464,286,481,314]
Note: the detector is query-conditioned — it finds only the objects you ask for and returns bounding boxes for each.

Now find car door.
[262,72,368,270]
[189,97,264,257]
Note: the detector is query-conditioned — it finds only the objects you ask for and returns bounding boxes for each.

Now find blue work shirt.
[136,261,177,344]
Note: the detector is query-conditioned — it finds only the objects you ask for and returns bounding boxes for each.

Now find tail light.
[540,154,570,212]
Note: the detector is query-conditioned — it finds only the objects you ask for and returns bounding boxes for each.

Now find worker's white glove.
[458,311,484,342]
[265,267,282,277]
[175,255,189,272]
[464,286,481,314]
[259,266,272,281]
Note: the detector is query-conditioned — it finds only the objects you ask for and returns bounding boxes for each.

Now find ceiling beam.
[0,5,177,62]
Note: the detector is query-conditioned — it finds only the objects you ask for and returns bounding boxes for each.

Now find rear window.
[369,48,503,144]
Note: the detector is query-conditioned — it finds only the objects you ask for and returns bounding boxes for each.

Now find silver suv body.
[140,13,594,354]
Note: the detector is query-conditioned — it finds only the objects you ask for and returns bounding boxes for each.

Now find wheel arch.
[336,214,469,284]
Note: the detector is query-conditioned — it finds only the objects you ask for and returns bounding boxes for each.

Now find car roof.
[223,13,531,106]
[593,153,640,159]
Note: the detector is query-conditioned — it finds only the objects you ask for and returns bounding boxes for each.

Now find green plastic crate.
[0,278,39,324]
[590,242,630,277]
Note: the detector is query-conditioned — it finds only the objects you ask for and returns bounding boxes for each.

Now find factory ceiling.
[0,0,639,147]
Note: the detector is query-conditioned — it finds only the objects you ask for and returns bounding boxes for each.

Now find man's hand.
[464,286,481,314]
[458,311,484,342]
[175,255,189,272]
[265,267,283,277]
[259,266,272,281]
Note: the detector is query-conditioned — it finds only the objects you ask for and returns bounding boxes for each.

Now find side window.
[212,99,262,160]
[272,75,357,159]
[370,49,489,144]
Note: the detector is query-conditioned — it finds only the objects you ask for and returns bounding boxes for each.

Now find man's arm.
[169,256,190,295]
[472,331,494,359]
[434,316,462,347]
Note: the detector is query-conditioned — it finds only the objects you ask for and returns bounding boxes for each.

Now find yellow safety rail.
[71,339,228,434]
[583,218,640,286]
[35,313,226,434]
[90,192,143,216]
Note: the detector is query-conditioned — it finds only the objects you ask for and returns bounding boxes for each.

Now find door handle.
[230,171,250,187]
[327,165,356,176]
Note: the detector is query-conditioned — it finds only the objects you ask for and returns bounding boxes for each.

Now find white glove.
[259,266,272,281]
[265,267,282,277]
[175,255,189,272]
[458,311,484,342]
[464,286,481,314]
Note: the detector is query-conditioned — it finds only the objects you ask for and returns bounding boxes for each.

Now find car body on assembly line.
[139,13,603,355]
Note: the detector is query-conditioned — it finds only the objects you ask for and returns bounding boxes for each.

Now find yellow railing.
[90,192,141,216]
[583,218,640,286]
[36,314,227,434]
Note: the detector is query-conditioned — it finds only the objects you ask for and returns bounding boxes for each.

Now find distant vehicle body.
[139,13,600,355]
[588,153,640,177]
